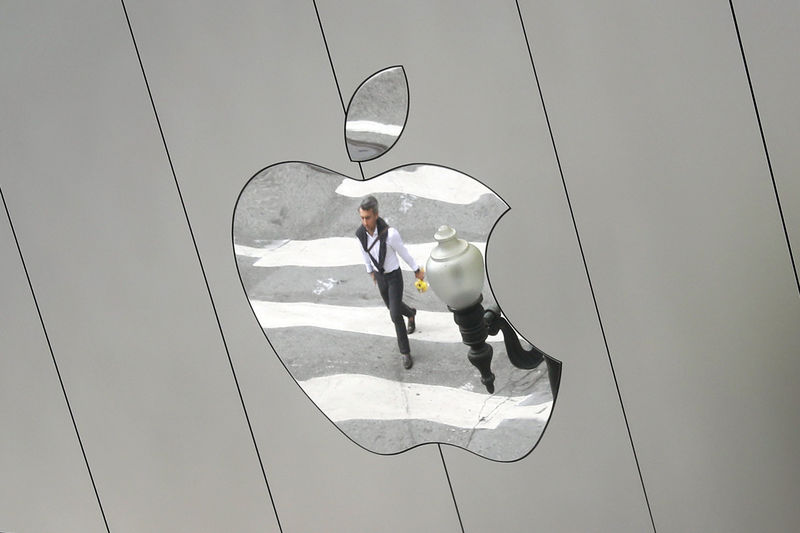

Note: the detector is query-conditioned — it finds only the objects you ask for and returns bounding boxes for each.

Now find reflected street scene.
[233,162,556,461]
[345,66,408,162]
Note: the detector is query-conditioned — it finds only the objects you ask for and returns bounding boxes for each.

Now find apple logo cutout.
[233,66,560,461]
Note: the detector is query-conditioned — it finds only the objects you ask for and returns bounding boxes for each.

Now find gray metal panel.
[317,1,653,532]
[734,0,800,290]
[4,1,798,531]
[0,2,279,531]
[121,2,461,531]
[0,207,107,533]
[519,1,800,532]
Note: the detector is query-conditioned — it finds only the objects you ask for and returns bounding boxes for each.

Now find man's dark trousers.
[374,268,414,355]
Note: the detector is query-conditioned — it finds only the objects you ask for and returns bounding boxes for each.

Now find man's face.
[359,208,378,233]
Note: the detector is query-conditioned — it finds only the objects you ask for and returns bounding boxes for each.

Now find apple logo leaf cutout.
[345,66,409,162]
[232,67,558,461]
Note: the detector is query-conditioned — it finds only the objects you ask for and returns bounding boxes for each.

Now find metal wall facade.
[2,2,798,532]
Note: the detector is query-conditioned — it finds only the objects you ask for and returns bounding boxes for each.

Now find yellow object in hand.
[415,279,428,293]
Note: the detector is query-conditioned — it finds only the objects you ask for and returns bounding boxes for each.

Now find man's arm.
[358,240,374,273]
[358,240,376,283]
[387,228,424,279]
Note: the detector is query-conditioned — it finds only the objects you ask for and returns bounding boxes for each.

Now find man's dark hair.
[359,195,379,214]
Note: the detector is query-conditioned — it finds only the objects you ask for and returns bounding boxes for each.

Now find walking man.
[356,195,425,369]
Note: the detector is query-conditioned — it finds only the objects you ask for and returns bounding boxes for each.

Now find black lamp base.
[450,297,496,394]
[451,296,561,396]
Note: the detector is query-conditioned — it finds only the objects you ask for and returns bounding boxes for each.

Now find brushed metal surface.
[3,1,799,531]
[0,199,107,533]
[519,1,800,531]
[733,0,800,292]
[0,2,280,531]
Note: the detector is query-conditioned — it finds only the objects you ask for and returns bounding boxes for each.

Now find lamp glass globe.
[426,225,485,310]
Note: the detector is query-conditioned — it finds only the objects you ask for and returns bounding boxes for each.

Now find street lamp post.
[426,225,561,395]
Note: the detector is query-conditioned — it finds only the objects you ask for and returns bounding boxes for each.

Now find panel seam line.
[118,2,283,531]
[728,0,800,296]
[2,187,111,533]
[515,2,658,531]
[312,0,366,181]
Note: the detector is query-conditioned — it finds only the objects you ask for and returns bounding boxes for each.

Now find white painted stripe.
[237,237,486,268]
[234,240,290,258]
[335,165,499,205]
[250,300,503,344]
[235,244,264,258]
[300,373,552,430]
[253,237,359,267]
[346,120,403,137]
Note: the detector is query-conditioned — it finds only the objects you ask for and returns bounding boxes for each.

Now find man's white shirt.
[360,226,419,274]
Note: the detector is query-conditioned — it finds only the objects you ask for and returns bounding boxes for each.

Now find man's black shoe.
[407,308,417,334]
[402,352,413,369]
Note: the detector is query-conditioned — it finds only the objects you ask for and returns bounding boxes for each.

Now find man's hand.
[370,272,376,284]
[414,267,425,281]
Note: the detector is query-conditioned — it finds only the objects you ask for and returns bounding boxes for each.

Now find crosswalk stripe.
[250,300,503,344]
[233,240,290,258]
[236,238,487,268]
[300,373,552,430]
[334,165,500,205]
[346,120,403,137]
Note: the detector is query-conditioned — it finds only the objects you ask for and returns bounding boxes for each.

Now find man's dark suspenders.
[357,218,390,274]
